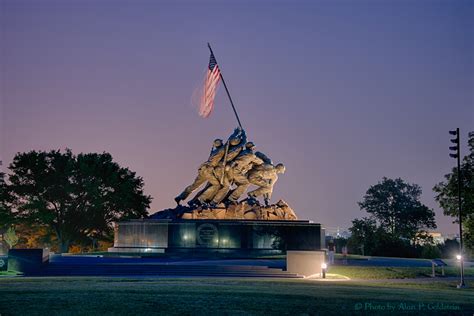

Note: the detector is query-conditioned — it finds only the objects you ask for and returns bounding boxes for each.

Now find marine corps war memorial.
[8,44,326,279]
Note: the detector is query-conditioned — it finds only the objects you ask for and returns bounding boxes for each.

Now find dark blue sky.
[1,0,473,234]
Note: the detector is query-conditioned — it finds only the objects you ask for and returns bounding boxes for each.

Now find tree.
[358,177,436,241]
[4,226,19,249]
[347,217,378,255]
[434,131,474,249]
[420,244,441,259]
[14,223,57,250]
[8,149,152,252]
[0,171,14,228]
[439,238,460,258]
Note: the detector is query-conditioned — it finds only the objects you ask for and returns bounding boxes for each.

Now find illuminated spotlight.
[321,262,327,279]
[456,254,462,260]
[183,235,188,240]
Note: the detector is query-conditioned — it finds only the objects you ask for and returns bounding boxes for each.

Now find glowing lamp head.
[456,254,462,260]
[321,263,328,270]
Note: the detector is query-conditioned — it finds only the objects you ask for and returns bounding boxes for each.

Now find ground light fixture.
[321,262,327,279]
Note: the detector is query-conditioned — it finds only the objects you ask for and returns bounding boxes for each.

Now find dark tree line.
[347,177,437,257]
[358,177,436,242]
[348,131,474,258]
[1,149,151,253]
[434,131,474,249]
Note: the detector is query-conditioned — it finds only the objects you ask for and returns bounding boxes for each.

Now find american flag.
[199,51,221,118]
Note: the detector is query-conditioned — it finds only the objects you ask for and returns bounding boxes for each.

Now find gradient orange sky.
[1,0,473,234]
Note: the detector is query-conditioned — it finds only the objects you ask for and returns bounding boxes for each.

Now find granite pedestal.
[109,219,324,256]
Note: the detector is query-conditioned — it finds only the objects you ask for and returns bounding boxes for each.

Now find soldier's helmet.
[245,142,255,150]
[214,139,223,147]
[275,163,286,173]
[229,137,241,146]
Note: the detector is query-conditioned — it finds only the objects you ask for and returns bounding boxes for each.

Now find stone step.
[48,265,273,269]
[42,266,294,274]
[34,263,302,278]
[45,264,275,271]
[44,265,284,272]
[39,271,301,278]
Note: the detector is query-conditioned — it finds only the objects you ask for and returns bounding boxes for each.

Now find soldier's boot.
[246,194,259,206]
[263,193,271,207]
[251,199,261,206]
[208,201,217,208]
[224,199,238,208]
[174,192,187,206]
[188,199,202,208]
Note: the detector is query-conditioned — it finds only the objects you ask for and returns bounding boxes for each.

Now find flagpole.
[207,43,243,130]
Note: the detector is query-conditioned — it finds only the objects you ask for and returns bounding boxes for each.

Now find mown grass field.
[328,266,474,279]
[2,265,473,279]
[0,277,473,315]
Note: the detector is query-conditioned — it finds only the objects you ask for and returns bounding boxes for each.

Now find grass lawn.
[0,277,472,315]
[328,266,474,279]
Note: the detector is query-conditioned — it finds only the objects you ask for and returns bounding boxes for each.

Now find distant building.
[325,227,351,239]
[427,232,445,245]
[414,232,458,245]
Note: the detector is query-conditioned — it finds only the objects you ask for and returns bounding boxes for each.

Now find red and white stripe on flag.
[199,64,220,118]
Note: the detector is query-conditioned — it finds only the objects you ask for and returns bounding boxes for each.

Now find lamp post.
[449,128,466,288]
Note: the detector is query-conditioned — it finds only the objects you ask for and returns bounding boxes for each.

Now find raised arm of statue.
[228,128,241,141]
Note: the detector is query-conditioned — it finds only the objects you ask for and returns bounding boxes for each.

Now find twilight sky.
[1,0,473,234]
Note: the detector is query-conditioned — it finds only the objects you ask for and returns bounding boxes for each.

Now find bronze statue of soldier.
[177,128,246,207]
[211,127,247,189]
[247,163,286,206]
[212,141,264,205]
[175,127,286,210]
[174,138,225,205]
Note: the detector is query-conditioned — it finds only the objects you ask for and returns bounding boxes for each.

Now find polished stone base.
[8,249,49,274]
[287,250,326,277]
[109,219,324,255]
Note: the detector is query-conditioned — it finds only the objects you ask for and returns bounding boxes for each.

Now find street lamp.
[449,128,466,288]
